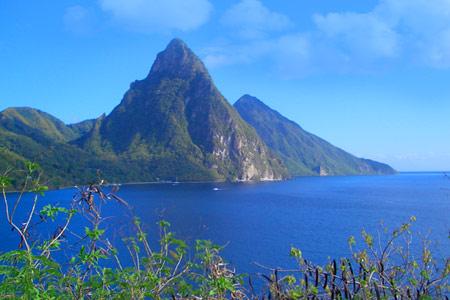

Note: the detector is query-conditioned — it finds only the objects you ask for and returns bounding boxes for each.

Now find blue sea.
[1,172,449,279]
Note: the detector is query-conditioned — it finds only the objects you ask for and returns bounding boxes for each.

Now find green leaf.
[290,247,302,258]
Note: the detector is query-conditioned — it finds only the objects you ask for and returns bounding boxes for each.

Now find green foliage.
[0,250,63,299]
[40,204,75,222]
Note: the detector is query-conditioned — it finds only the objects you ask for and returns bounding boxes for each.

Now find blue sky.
[1,0,450,171]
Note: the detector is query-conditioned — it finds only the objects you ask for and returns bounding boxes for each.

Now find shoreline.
[8,172,444,194]
[3,177,288,193]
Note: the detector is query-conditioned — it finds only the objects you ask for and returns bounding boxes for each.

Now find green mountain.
[76,39,289,182]
[234,95,397,176]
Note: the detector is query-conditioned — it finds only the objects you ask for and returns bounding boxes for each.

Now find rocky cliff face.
[79,39,289,181]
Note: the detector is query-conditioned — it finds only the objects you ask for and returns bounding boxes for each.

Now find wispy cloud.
[205,0,450,76]
[203,1,297,70]
[221,0,293,40]
[203,39,274,68]
[313,12,400,60]
[99,0,213,33]
[315,0,450,68]
[202,35,320,78]
[64,6,97,35]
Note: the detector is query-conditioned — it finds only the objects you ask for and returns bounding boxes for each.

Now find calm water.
[1,172,449,277]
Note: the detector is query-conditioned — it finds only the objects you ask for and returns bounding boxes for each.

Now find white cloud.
[206,0,450,77]
[272,34,313,77]
[202,35,315,77]
[313,0,450,67]
[64,6,96,35]
[375,0,450,32]
[99,0,213,33]
[313,12,400,60]
[206,0,450,76]
[379,0,450,67]
[221,0,293,39]
[425,29,450,67]
[203,39,274,68]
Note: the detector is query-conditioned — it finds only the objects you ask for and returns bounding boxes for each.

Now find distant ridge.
[0,107,81,143]
[234,95,397,176]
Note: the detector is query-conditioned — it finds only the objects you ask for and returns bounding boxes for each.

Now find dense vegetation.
[0,162,448,299]
[234,95,397,176]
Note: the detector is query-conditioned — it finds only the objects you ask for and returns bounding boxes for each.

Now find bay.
[1,172,449,279]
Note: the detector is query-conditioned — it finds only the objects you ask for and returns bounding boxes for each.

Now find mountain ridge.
[0,38,396,188]
[234,94,397,176]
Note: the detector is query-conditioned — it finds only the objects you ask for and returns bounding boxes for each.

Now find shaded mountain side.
[360,158,398,174]
[68,119,96,137]
[78,38,289,181]
[234,95,397,176]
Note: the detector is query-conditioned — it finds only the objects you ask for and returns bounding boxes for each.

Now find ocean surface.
[1,172,449,280]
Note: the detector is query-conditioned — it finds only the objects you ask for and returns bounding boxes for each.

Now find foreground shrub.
[254,218,449,300]
[0,162,246,299]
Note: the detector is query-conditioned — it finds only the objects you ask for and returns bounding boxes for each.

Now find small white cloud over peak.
[221,0,293,39]
[99,0,213,33]
[64,6,97,35]
[202,39,274,68]
[272,34,313,77]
